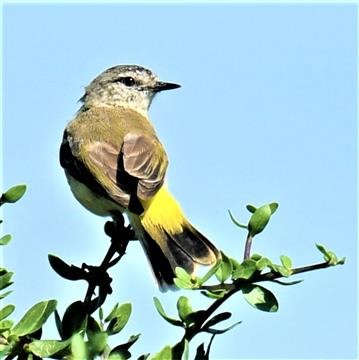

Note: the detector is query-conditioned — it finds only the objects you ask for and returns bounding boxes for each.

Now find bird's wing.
[82,133,168,213]
[122,133,168,200]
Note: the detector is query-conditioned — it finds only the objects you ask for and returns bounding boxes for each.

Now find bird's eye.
[118,77,136,87]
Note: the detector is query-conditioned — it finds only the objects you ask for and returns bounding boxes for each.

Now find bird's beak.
[153,81,181,92]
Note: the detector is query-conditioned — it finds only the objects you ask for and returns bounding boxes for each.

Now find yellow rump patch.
[140,186,185,234]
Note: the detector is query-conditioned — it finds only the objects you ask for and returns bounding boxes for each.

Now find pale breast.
[66,172,124,217]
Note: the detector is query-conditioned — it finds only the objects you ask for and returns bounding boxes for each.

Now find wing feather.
[73,133,168,213]
[122,133,168,200]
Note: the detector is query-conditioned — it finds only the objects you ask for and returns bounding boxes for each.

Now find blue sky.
[2,3,357,359]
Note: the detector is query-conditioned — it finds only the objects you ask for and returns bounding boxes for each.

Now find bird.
[59,65,219,290]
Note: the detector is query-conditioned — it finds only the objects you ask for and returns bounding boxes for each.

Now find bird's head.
[80,65,180,115]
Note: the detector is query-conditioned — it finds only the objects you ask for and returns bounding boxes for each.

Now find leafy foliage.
[0,186,345,359]
[12,300,57,337]
[0,184,27,205]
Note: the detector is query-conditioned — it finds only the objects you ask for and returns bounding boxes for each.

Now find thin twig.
[243,233,253,260]
[260,261,331,281]
[83,242,117,304]
[199,260,333,293]
[178,259,335,346]
[183,287,238,343]
[82,217,132,313]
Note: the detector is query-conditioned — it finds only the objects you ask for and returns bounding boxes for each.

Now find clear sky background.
[2,2,357,359]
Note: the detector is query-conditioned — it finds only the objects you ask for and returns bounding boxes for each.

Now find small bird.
[60,65,219,290]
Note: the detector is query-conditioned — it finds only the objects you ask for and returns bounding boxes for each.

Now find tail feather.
[128,186,219,290]
[141,230,179,290]
[140,222,218,291]
[166,224,219,266]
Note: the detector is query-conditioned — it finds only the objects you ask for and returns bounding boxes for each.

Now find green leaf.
[250,253,262,261]
[174,267,192,282]
[54,310,63,339]
[104,302,131,327]
[0,184,26,205]
[99,307,104,322]
[248,203,278,236]
[203,321,242,334]
[110,333,140,352]
[197,257,222,285]
[176,297,192,325]
[138,354,150,360]
[124,333,141,348]
[108,352,130,360]
[201,289,228,299]
[275,265,292,277]
[246,204,257,213]
[269,203,279,214]
[0,272,14,291]
[215,252,233,283]
[48,255,84,281]
[280,255,292,269]
[71,333,87,360]
[229,257,241,271]
[228,210,247,229]
[316,243,327,254]
[173,267,198,288]
[105,303,119,322]
[173,267,197,289]
[327,251,338,264]
[0,319,13,332]
[194,343,206,360]
[232,259,257,280]
[62,301,87,339]
[153,297,183,327]
[0,234,11,246]
[30,327,42,340]
[12,300,57,336]
[88,331,108,355]
[203,312,231,329]
[170,339,189,360]
[256,257,273,271]
[315,243,345,265]
[0,291,12,300]
[173,278,193,290]
[0,345,11,358]
[108,352,129,360]
[87,316,102,336]
[106,303,132,335]
[0,304,15,321]
[242,285,278,312]
[150,345,172,360]
[27,338,71,357]
[316,243,334,263]
[86,317,105,356]
[109,334,141,360]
